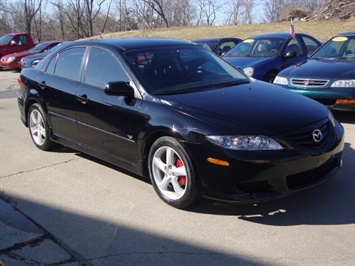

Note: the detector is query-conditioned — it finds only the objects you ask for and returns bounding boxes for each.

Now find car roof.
[335,31,355,37]
[68,37,196,51]
[192,37,241,41]
[246,32,307,39]
[43,41,62,44]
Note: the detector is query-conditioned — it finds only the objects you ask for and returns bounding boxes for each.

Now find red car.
[0,41,61,70]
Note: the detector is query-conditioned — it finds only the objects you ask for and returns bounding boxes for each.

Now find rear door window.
[54,47,86,81]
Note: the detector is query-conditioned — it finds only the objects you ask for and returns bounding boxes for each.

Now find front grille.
[291,78,329,87]
[286,119,330,148]
[234,180,273,193]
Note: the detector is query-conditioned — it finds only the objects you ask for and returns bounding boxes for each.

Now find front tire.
[27,103,54,151]
[148,137,201,209]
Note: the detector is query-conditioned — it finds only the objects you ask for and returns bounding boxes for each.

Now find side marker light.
[207,157,230,166]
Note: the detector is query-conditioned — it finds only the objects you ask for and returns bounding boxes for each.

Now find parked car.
[0,41,61,70]
[0,32,35,60]
[274,31,355,111]
[192,37,242,55]
[20,52,46,69]
[223,32,322,82]
[18,38,344,209]
[20,42,68,69]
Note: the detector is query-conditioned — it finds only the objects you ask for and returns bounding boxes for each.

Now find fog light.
[207,157,230,166]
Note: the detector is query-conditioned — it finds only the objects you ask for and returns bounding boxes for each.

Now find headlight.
[273,76,288,85]
[243,67,254,77]
[7,57,16,62]
[207,135,284,150]
[31,59,41,67]
[330,80,355,88]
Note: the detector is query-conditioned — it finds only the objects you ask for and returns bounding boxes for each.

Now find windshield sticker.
[243,39,255,43]
[332,37,348,42]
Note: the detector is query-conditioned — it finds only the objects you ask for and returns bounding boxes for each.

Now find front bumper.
[289,87,355,111]
[0,60,20,69]
[187,121,344,204]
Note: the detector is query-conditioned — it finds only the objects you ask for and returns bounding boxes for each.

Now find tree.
[23,0,44,35]
[3,0,43,38]
[263,0,290,22]
[196,0,223,26]
[51,0,67,40]
[262,0,325,22]
[0,1,13,34]
[143,0,170,27]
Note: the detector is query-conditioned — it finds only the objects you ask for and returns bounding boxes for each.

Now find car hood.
[280,59,355,79]
[22,52,47,60]
[223,56,273,69]
[159,80,328,135]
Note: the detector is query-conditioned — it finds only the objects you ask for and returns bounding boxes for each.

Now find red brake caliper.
[175,159,186,186]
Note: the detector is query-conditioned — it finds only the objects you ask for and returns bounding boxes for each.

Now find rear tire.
[148,136,201,209]
[27,103,54,151]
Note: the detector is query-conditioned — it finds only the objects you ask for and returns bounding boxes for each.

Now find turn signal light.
[207,157,230,166]
[336,99,355,104]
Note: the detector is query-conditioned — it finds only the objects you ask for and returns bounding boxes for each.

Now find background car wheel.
[27,103,54,151]
[148,136,201,209]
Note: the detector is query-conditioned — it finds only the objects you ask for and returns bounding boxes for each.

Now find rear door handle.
[77,94,89,104]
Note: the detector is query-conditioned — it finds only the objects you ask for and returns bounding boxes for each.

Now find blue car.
[274,31,355,111]
[223,32,322,82]
[20,42,69,69]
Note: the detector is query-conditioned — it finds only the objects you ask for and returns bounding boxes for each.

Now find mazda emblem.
[312,129,323,142]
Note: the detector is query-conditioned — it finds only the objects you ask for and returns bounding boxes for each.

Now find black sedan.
[18,38,344,209]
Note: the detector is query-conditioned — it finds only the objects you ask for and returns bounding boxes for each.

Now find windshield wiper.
[153,79,250,95]
[153,87,197,95]
[210,79,250,89]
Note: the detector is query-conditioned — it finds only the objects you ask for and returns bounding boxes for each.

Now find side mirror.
[284,51,297,58]
[104,81,134,103]
[10,40,16,46]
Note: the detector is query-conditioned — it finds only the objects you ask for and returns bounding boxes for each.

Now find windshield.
[123,46,249,94]
[0,34,13,45]
[311,35,355,59]
[225,37,284,57]
[28,42,51,53]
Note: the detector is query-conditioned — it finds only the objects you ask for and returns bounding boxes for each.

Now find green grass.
[98,19,354,42]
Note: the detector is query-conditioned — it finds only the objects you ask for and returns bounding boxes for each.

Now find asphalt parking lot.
[1,69,354,265]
